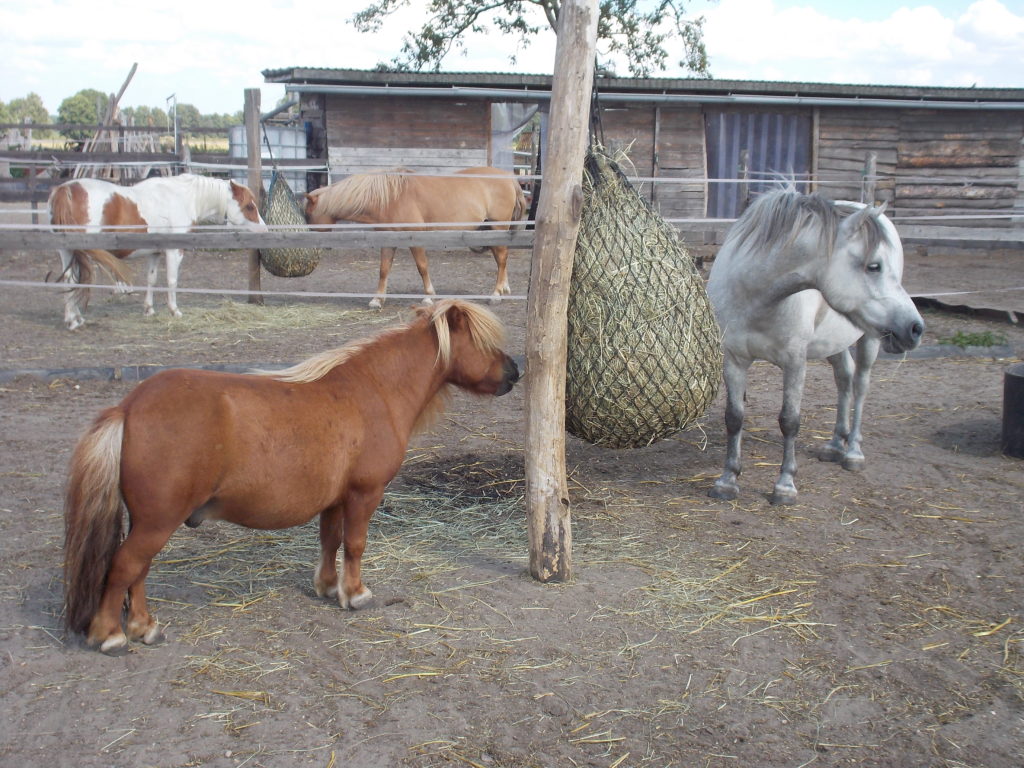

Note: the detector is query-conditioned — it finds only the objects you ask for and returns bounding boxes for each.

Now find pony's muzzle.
[882,316,925,354]
[496,356,520,396]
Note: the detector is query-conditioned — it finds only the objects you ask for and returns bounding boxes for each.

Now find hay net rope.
[565,147,722,448]
[259,172,322,278]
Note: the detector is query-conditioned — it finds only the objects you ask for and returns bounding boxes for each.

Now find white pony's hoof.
[841,455,865,472]
[66,319,84,331]
[770,488,798,506]
[368,297,383,310]
[488,292,502,305]
[170,308,183,319]
[420,296,434,306]
[341,587,373,610]
[144,306,155,317]
[708,481,739,501]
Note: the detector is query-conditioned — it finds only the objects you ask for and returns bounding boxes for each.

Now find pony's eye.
[866,262,882,273]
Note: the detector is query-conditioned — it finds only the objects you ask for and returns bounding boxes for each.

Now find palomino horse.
[305,167,527,308]
[63,299,519,654]
[48,174,266,330]
[706,188,924,505]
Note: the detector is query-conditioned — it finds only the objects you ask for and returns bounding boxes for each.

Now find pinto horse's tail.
[63,408,126,635]
[48,183,131,310]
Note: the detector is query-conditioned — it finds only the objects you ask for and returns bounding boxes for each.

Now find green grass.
[937,330,1008,349]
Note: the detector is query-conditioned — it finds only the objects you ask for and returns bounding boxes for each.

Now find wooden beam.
[0,229,535,252]
[524,0,598,583]
[244,88,264,305]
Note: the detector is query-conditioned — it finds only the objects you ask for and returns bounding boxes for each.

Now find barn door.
[705,109,812,218]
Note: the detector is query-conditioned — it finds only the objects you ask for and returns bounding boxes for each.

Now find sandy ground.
[1,236,1023,767]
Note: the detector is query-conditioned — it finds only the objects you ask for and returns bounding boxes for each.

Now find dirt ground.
[1,235,1023,768]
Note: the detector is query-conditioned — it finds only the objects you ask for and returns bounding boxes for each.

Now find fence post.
[863,151,878,205]
[244,88,263,305]
[524,0,598,583]
[737,149,750,214]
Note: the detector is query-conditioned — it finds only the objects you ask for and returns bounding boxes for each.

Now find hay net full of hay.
[565,148,722,449]
[259,172,322,278]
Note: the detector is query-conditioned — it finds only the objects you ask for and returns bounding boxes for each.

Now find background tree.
[6,93,55,137]
[352,0,709,77]
[0,100,12,124]
[57,89,108,139]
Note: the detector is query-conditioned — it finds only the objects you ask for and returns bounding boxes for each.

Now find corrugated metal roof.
[261,67,1024,103]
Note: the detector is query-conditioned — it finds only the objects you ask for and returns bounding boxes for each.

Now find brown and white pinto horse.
[305,167,527,308]
[63,299,520,654]
[48,174,266,330]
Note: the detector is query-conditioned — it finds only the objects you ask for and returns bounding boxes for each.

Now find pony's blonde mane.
[256,299,506,385]
[313,168,412,219]
[428,298,506,368]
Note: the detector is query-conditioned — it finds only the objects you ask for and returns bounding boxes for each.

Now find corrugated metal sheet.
[705,110,812,217]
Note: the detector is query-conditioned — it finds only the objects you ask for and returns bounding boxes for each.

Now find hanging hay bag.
[259,172,322,278]
[565,149,722,449]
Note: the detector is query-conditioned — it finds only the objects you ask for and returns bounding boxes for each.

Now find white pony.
[48,174,267,330]
[706,188,924,505]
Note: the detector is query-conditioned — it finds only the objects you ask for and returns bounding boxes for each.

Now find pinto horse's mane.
[260,299,506,385]
[311,168,414,220]
[726,187,885,260]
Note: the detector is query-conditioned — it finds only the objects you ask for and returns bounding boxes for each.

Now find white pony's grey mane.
[726,186,885,259]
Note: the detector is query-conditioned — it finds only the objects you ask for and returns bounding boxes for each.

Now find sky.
[2,0,1024,117]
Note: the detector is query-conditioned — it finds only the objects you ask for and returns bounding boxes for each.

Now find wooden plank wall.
[325,94,490,178]
[653,106,706,218]
[894,110,1023,225]
[816,108,898,204]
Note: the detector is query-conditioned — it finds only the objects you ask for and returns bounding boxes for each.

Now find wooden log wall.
[816,108,898,204]
[894,110,1023,224]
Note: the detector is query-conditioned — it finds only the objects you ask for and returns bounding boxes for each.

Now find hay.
[566,148,722,448]
[259,173,322,278]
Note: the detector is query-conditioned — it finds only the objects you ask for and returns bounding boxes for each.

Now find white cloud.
[1,0,1022,116]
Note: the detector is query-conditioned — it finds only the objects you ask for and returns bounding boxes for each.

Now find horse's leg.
[125,563,165,646]
[369,247,396,309]
[709,354,750,501]
[59,248,85,330]
[143,254,159,315]
[313,504,343,600]
[843,335,881,471]
[771,359,808,506]
[339,487,385,610]
[489,245,511,303]
[410,246,436,305]
[87,523,176,654]
[164,249,184,318]
[821,349,854,463]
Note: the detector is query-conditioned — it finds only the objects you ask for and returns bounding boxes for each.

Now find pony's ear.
[839,203,875,233]
[871,201,888,216]
[443,302,469,332]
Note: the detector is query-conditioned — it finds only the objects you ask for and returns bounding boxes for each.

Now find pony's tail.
[512,181,528,228]
[63,408,126,635]
[48,183,131,308]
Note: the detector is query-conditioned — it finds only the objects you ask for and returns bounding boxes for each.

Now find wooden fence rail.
[0,229,535,252]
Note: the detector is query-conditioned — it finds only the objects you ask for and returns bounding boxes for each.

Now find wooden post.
[863,151,878,205]
[244,88,263,305]
[737,148,750,214]
[524,0,598,583]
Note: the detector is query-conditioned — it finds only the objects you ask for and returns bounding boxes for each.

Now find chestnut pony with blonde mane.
[48,174,266,330]
[63,300,519,654]
[305,167,527,308]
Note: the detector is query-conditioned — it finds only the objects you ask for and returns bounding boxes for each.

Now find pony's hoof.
[341,587,373,610]
[141,625,165,646]
[170,309,183,319]
[144,307,155,317]
[818,446,844,463]
[841,455,865,472]
[66,320,84,331]
[368,298,382,310]
[98,633,130,656]
[708,482,739,501]
[420,296,434,306]
[770,488,798,506]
